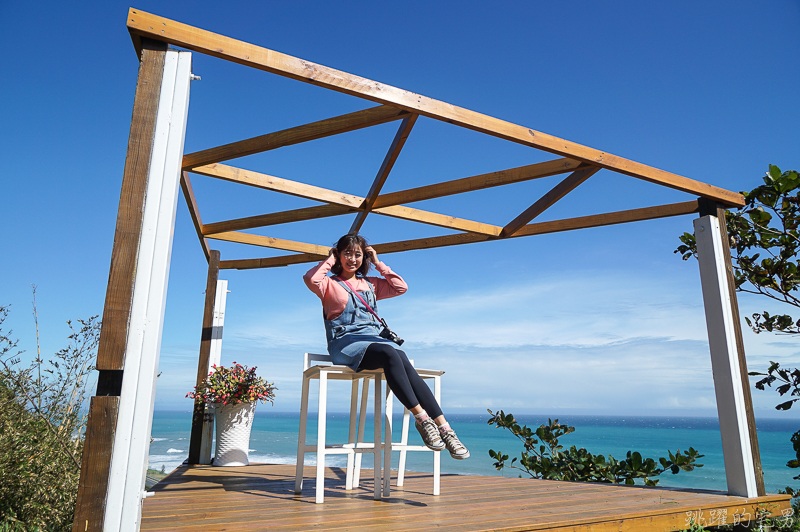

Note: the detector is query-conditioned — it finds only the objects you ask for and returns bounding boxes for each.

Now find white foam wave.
[166,448,185,453]
[247,453,347,467]
[152,438,168,442]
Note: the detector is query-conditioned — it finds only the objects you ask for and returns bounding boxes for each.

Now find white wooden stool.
[295,353,445,502]
[294,353,384,503]
[350,367,445,496]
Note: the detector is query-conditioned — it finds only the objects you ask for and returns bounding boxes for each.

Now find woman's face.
[339,244,363,275]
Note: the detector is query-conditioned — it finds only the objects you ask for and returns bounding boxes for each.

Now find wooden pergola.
[73,8,769,531]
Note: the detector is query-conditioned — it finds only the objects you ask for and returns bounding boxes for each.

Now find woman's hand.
[365,246,379,264]
[329,247,338,258]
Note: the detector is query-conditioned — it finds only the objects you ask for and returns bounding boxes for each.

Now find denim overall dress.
[324,279,394,371]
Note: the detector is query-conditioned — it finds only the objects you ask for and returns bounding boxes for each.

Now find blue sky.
[2,1,799,418]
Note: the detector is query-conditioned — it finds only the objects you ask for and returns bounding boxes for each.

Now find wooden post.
[73,42,193,531]
[73,39,166,532]
[188,251,221,465]
[695,200,765,497]
[197,278,229,464]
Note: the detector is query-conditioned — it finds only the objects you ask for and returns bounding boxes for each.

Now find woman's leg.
[358,343,468,458]
[394,349,443,419]
[359,343,445,451]
[359,343,444,418]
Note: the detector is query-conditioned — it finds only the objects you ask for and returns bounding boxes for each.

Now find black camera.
[379,320,404,346]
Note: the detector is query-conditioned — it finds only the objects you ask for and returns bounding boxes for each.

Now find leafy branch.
[487,410,702,486]
[676,165,800,335]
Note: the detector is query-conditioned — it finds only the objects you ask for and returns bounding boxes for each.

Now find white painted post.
[694,214,758,497]
[103,50,193,531]
[198,279,228,465]
[208,280,229,368]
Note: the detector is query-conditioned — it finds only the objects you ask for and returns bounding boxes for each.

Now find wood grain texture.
[97,39,166,371]
[350,115,417,233]
[180,172,210,261]
[188,251,220,465]
[189,163,365,207]
[191,164,501,236]
[127,8,744,207]
[501,166,600,237]
[700,200,765,496]
[373,204,502,236]
[182,105,408,169]
[220,254,321,270]
[72,396,119,532]
[513,200,700,237]
[140,463,790,531]
[203,204,353,234]
[207,232,330,255]
[372,158,584,208]
[220,201,700,269]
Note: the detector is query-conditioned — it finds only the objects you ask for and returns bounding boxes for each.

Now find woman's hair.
[331,233,372,277]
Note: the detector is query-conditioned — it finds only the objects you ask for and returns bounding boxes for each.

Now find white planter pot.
[212,402,256,467]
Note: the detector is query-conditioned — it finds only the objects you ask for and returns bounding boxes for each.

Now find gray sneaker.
[441,429,470,459]
[415,418,445,451]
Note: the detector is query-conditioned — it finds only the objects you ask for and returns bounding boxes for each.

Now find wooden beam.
[207,231,330,255]
[220,254,321,270]
[192,164,500,235]
[188,251,219,465]
[372,158,584,208]
[72,397,118,532]
[190,163,365,208]
[97,39,168,372]
[373,204,502,236]
[203,204,352,235]
[180,172,211,261]
[513,200,700,237]
[127,8,745,208]
[219,254,317,270]
[74,38,167,531]
[183,105,408,170]
[350,115,417,233]
[221,201,700,268]
[501,166,600,237]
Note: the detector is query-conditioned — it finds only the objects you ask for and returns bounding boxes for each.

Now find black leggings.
[357,343,443,419]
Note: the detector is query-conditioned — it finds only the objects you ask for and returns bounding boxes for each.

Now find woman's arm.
[303,254,336,299]
[303,254,351,320]
[365,246,408,300]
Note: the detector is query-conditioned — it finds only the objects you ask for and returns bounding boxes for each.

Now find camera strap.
[333,276,385,326]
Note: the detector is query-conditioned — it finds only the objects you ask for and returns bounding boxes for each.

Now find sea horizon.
[148,409,800,494]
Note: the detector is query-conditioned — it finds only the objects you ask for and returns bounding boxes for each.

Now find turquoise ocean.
[149,410,800,493]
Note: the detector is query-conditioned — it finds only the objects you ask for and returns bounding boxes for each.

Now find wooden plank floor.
[141,463,790,531]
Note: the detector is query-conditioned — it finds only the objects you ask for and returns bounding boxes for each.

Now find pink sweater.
[303,255,408,320]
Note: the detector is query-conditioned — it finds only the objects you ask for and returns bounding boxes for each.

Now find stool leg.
[373,375,381,500]
[346,379,358,490]
[354,377,369,489]
[433,375,441,496]
[398,405,410,487]
[383,376,393,497]
[316,371,328,504]
[294,374,311,494]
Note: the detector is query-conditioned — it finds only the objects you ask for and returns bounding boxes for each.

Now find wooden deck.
[141,463,790,531]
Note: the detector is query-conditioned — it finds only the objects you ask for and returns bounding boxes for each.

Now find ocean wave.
[166,448,185,453]
[247,453,347,468]
[152,438,168,442]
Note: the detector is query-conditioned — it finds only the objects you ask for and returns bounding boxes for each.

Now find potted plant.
[186,362,276,466]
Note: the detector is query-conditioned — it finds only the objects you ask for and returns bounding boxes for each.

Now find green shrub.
[0,304,99,531]
[487,409,703,486]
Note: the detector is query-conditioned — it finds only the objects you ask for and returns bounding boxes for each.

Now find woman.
[303,233,469,459]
